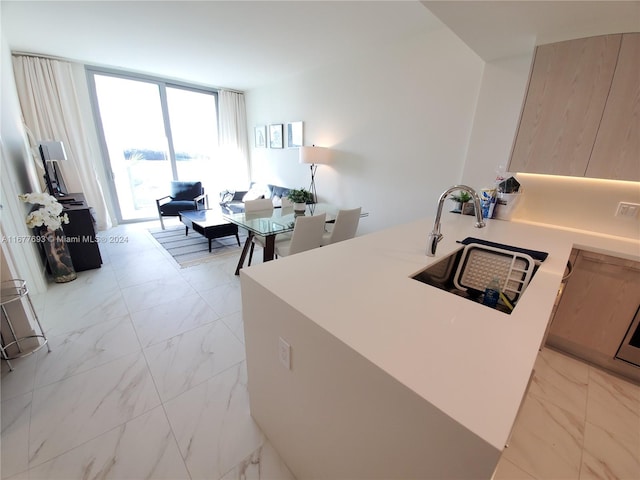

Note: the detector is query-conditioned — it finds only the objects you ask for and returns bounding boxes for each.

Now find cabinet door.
[508,35,621,176]
[549,250,640,358]
[586,33,640,181]
[62,208,103,271]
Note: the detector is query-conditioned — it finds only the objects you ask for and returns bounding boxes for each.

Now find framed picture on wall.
[286,121,303,148]
[269,124,284,149]
[254,125,267,148]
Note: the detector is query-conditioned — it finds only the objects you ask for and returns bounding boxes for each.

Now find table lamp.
[299,145,331,203]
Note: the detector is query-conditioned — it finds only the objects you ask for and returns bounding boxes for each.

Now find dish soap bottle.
[482,276,501,308]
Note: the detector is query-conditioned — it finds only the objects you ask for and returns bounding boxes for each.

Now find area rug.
[149,225,246,268]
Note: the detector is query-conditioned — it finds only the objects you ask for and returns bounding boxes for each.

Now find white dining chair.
[321,207,361,246]
[245,198,274,266]
[244,198,273,213]
[275,213,327,257]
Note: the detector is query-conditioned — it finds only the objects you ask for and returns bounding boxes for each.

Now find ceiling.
[424,1,640,61]
[1,1,441,91]
[2,1,639,91]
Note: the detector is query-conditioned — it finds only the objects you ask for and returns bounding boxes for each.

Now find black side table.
[59,193,103,271]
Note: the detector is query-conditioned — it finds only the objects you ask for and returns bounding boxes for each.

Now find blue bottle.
[482,277,501,308]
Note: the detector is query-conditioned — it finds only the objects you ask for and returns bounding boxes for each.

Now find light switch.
[615,202,640,219]
[278,337,291,370]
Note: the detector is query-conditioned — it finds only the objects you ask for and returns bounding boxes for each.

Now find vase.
[461,202,475,216]
[38,227,77,283]
[293,202,306,213]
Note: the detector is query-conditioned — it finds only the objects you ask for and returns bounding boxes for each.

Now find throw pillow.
[220,190,235,204]
[242,185,265,202]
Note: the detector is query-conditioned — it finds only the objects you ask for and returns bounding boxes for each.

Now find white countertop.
[241,213,640,451]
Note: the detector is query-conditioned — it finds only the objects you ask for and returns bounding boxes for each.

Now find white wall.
[462,52,640,240]
[246,27,484,235]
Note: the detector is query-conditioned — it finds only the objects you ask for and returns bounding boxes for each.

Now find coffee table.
[179,209,241,252]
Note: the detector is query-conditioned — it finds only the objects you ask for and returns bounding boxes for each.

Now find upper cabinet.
[586,33,640,180]
[508,33,640,181]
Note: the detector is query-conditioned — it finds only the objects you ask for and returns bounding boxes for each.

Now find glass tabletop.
[222,203,338,236]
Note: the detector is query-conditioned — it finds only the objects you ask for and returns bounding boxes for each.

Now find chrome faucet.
[427,185,485,256]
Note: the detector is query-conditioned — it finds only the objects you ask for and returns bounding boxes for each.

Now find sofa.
[220,182,293,213]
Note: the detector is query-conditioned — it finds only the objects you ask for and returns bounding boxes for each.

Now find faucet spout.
[426,184,486,257]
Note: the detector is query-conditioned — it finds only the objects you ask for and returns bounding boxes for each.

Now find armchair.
[156,181,207,229]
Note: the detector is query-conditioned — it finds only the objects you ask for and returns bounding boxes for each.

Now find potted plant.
[287,188,313,212]
[450,190,474,215]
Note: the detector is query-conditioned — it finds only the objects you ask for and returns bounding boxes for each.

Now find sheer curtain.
[218,90,249,189]
[12,55,112,230]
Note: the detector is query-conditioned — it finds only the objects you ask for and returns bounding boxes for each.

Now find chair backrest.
[287,213,327,256]
[171,181,203,200]
[280,197,293,208]
[325,207,361,244]
[244,198,274,213]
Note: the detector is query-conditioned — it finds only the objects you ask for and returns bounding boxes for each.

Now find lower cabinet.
[546,249,640,382]
[62,207,102,271]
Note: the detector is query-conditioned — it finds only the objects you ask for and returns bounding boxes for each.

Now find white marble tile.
[503,392,584,479]
[200,282,242,317]
[28,352,160,467]
[164,362,264,480]
[33,314,141,388]
[106,244,170,271]
[26,406,190,480]
[130,293,219,347]
[220,441,295,480]
[43,266,120,306]
[492,456,536,480]
[222,311,245,344]
[528,347,589,417]
[114,256,180,289]
[580,420,640,480]
[97,225,159,256]
[1,392,32,479]
[180,260,238,292]
[3,471,28,480]
[586,366,640,453]
[38,288,129,336]
[0,347,39,401]
[120,275,197,313]
[1,354,38,402]
[144,320,245,402]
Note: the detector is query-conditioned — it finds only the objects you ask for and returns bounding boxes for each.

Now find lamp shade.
[39,141,67,162]
[299,146,331,165]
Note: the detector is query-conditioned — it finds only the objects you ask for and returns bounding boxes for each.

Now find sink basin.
[411,242,544,315]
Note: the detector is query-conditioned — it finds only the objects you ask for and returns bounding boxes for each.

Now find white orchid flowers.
[19,192,69,231]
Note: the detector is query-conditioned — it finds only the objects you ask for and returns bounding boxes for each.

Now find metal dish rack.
[453,244,536,303]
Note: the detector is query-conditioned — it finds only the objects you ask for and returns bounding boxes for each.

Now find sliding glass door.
[88,70,219,222]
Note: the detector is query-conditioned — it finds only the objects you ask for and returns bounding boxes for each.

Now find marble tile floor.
[1,220,638,479]
[494,346,640,480]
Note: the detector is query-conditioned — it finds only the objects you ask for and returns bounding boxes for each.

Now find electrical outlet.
[615,202,640,218]
[278,337,291,370]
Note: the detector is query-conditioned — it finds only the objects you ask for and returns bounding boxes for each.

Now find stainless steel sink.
[411,243,542,315]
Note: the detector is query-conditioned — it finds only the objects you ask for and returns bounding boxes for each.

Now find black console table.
[59,193,102,271]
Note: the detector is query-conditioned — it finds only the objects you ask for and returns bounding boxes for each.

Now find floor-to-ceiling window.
[87,69,219,223]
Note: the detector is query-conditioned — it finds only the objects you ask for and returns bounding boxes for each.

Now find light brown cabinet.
[586,33,640,180]
[546,250,640,381]
[509,33,640,181]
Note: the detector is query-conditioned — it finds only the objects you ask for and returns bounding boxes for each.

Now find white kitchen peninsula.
[240,213,639,479]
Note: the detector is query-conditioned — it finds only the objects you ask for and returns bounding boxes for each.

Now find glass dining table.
[222,203,340,275]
